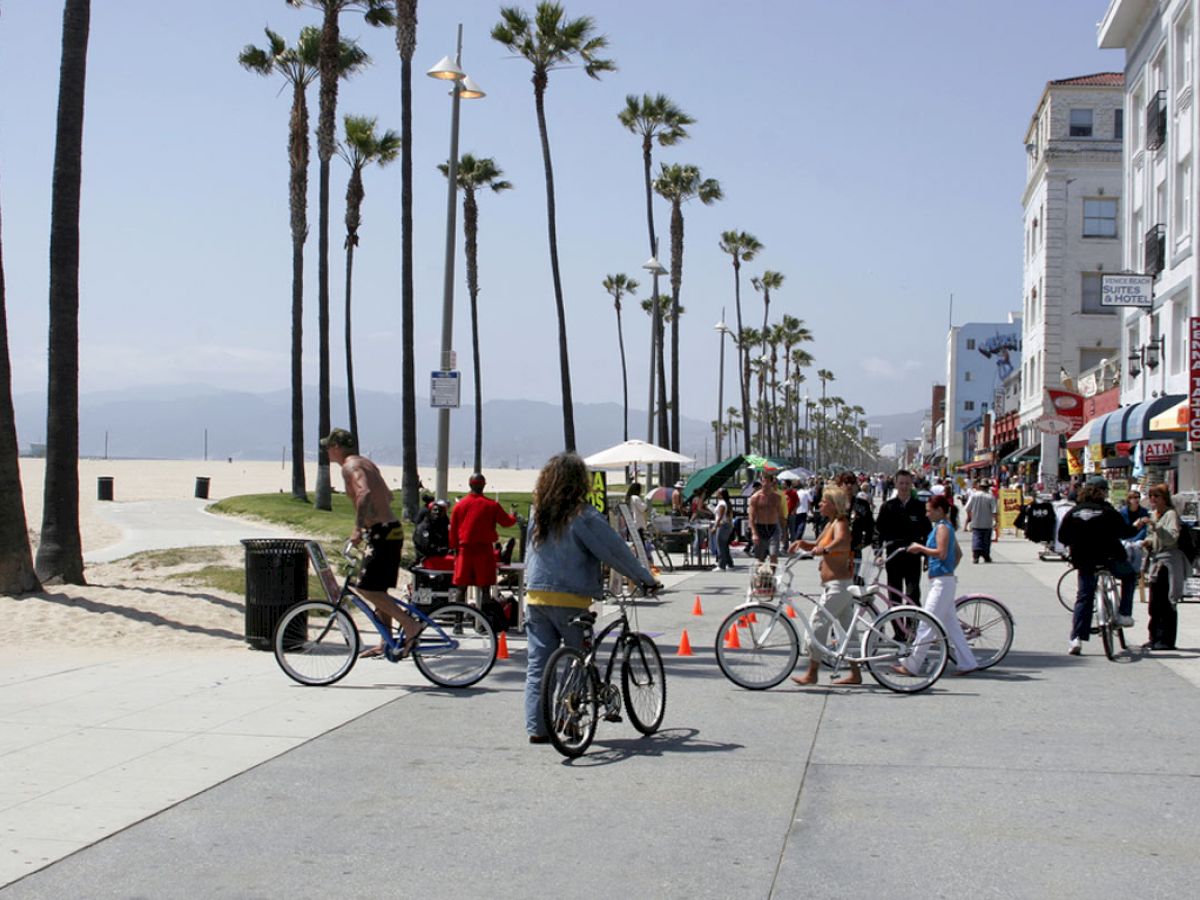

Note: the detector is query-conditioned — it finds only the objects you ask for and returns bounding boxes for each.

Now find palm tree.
[394,0,420,521]
[718,230,762,454]
[619,94,693,455]
[602,273,639,445]
[750,270,784,363]
[438,154,513,472]
[734,326,761,452]
[493,3,615,452]
[653,162,721,473]
[286,0,392,510]
[339,114,400,440]
[816,368,835,470]
[240,27,367,502]
[36,0,90,585]
[776,315,811,453]
[725,406,742,452]
[0,173,40,593]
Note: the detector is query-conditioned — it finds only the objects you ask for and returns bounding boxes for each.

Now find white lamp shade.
[427,55,464,80]
[457,75,485,99]
[641,255,667,275]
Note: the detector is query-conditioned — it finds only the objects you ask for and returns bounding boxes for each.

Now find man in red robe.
[449,472,517,605]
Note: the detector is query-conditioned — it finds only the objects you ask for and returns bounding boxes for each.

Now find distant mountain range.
[870,408,926,446]
[12,385,724,467]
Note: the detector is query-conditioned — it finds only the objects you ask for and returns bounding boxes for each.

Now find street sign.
[1100,273,1153,308]
[1191,317,1200,443]
[1144,440,1175,463]
[430,370,461,408]
[1036,415,1072,435]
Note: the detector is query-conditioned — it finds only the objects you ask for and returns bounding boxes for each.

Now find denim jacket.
[525,505,655,598]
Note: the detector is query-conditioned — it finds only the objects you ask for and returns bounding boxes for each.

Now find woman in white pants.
[899,493,978,676]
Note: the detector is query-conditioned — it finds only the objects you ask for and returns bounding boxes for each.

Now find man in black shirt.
[874,469,931,603]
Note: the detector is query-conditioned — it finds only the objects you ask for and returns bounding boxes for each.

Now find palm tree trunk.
[616,304,628,442]
[344,236,358,440]
[533,76,575,451]
[641,136,666,470]
[37,0,90,585]
[464,189,483,473]
[668,200,683,479]
[288,82,308,502]
[0,178,41,594]
[397,0,419,521]
[732,261,750,455]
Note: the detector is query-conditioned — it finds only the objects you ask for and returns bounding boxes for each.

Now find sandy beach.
[5,458,542,655]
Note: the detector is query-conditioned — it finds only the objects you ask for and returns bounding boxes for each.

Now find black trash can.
[97,476,114,501]
[195,476,211,499]
[241,538,309,650]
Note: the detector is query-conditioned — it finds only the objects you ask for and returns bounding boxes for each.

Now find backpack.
[1176,521,1198,563]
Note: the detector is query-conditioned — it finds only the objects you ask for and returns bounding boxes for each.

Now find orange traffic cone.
[725,625,741,649]
[676,630,694,656]
[692,596,704,616]
[496,631,510,660]
[738,615,749,628]
[785,605,797,619]
[748,611,758,623]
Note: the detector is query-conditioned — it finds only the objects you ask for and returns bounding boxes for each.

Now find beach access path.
[3,539,1199,898]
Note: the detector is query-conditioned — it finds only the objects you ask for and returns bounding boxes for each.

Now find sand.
[4,458,541,654]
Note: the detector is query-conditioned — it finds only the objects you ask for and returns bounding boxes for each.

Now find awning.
[1124,395,1185,440]
[681,455,744,501]
[1149,399,1189,432]
[1065,419,1095,449]
[958,459,993,472]
[1001,442,1040,465]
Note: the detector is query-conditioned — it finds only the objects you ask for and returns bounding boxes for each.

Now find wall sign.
[1101,274,1153,308]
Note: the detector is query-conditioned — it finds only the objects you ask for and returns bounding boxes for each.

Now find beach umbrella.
[779,466,815,481]
[647,486,678,504]
[682,454,743,501]
[583,439,694,469]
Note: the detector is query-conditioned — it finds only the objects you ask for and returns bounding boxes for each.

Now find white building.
[943,317,1023,465]
[1099,2,1197,422]
[1020,73,1126,484]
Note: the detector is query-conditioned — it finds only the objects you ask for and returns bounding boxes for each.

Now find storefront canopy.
[1001,442,1040,465]
[1079,395,1187,446]
[958,459,993,472]
[1149,398,1189,433]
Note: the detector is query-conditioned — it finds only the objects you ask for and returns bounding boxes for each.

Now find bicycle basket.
[750,563,776,596]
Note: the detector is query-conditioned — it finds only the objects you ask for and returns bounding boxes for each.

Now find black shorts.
[358,522,404,590]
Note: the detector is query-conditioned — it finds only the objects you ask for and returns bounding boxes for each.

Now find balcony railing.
[1146,89,1167,151]
[1144,223,1166,277]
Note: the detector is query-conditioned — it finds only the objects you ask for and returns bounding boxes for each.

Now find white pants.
[905,574,978,673]
[807,579,855,659]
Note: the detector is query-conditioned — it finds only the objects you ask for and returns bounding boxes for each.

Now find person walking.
[874,469,930,605]
[1141,483,1185,651]
[1057,477,1141,655]
[1119,488,1149,573]
[964,479,998,563]
[710,487,735,571]
[788,486,859,686]
[897,492,978,676]
[748,471,784,566]
[793,480,812,540]
[523,453,658,745]
[321,428,419,659]
[449,472,517,609]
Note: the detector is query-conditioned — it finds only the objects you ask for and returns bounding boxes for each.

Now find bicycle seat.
[570,611,598,628]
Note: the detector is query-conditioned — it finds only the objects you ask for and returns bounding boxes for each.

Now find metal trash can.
[241,539,309,650]
[97,476,114,501]
[195,476,211,499]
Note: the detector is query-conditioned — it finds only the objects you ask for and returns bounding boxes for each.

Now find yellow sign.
[1109,478,1129,507]
[998,488,1023,532]
[586,469,608,514]
[1067,447,1084,475]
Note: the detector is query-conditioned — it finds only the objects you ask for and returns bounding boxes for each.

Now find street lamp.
[1127,335,1165,380]
[642,248,668,483]
[429,25,484,501]
[714,314,731,459]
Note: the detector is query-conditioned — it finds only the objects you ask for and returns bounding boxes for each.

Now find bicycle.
[539,587,666,758]
[861,550,1014,670]
[714,555,950,694]
[1094,567,1128,661]
[1055,561,1076,612]
[272,540,497,688]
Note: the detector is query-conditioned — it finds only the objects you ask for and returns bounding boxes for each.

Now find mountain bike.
[272,541,497,688]
[539,588,665,758]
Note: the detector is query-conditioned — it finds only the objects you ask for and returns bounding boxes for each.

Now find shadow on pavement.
[561,727,744,767]
[22,590,245,642]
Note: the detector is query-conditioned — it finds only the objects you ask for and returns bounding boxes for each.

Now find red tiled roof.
[1049,72,1124,87]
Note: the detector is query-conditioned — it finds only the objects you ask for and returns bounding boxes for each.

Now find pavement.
[3,537,1200,898]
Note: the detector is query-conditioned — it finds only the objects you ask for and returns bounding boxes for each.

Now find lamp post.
[714,314,731,460]
[642,248,668,483]
[429,25,484,501]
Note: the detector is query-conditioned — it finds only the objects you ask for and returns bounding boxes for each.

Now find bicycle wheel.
[862,607,947,693]
[954,595,1014,669]
[653,541,675,573]
[412,603,497,688]
[1056,567,1076,612]
[541,647,598,758]
[273,602,359,686]
[622,634,666,735]
[714,604,799,690]
[1097,578,1118,661]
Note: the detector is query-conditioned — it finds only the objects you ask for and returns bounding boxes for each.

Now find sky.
[0,0,1125,444]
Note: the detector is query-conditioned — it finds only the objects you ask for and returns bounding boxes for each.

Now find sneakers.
[1068,638,1082,656]
[1117,615,1134,627]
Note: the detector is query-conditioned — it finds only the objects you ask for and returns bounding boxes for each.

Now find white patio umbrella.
[582,439,694,469]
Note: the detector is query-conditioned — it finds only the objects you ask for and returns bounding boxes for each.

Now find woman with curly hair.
[523,453,658,744]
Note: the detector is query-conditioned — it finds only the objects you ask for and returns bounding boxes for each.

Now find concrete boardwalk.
[4,541,1200,898]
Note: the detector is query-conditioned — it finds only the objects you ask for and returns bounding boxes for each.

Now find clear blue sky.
[0,0,1123,439]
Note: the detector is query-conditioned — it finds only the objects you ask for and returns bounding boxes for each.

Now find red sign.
[1191,317,1200,443]
[1046,388,1085,432]
[1144,440,1175,463]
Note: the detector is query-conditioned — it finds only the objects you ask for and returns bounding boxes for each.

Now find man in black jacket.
[1057,477,1145,655]
[874,470,930,603]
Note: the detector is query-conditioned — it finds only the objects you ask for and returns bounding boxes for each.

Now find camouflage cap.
[319,428,357,452]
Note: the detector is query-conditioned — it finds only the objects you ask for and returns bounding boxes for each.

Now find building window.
[1175,159,1192,242]
[1114,108,1124,140]
[1173,296,1189,375]
[964,371,973,382]
[1083,198,1118,237]
[966,338,976,350]
[1070,108,1094,137]
[1081,273,1115,315]
[964,401,975,412]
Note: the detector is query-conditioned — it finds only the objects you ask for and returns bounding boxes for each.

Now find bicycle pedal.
[603,713,623,723]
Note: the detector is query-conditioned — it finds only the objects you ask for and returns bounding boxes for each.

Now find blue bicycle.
[272,541,497,688]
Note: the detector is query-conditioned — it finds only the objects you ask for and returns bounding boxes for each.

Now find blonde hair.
[821,485,849,519]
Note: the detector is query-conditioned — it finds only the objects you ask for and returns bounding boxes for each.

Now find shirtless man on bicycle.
[322,429,420,659]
